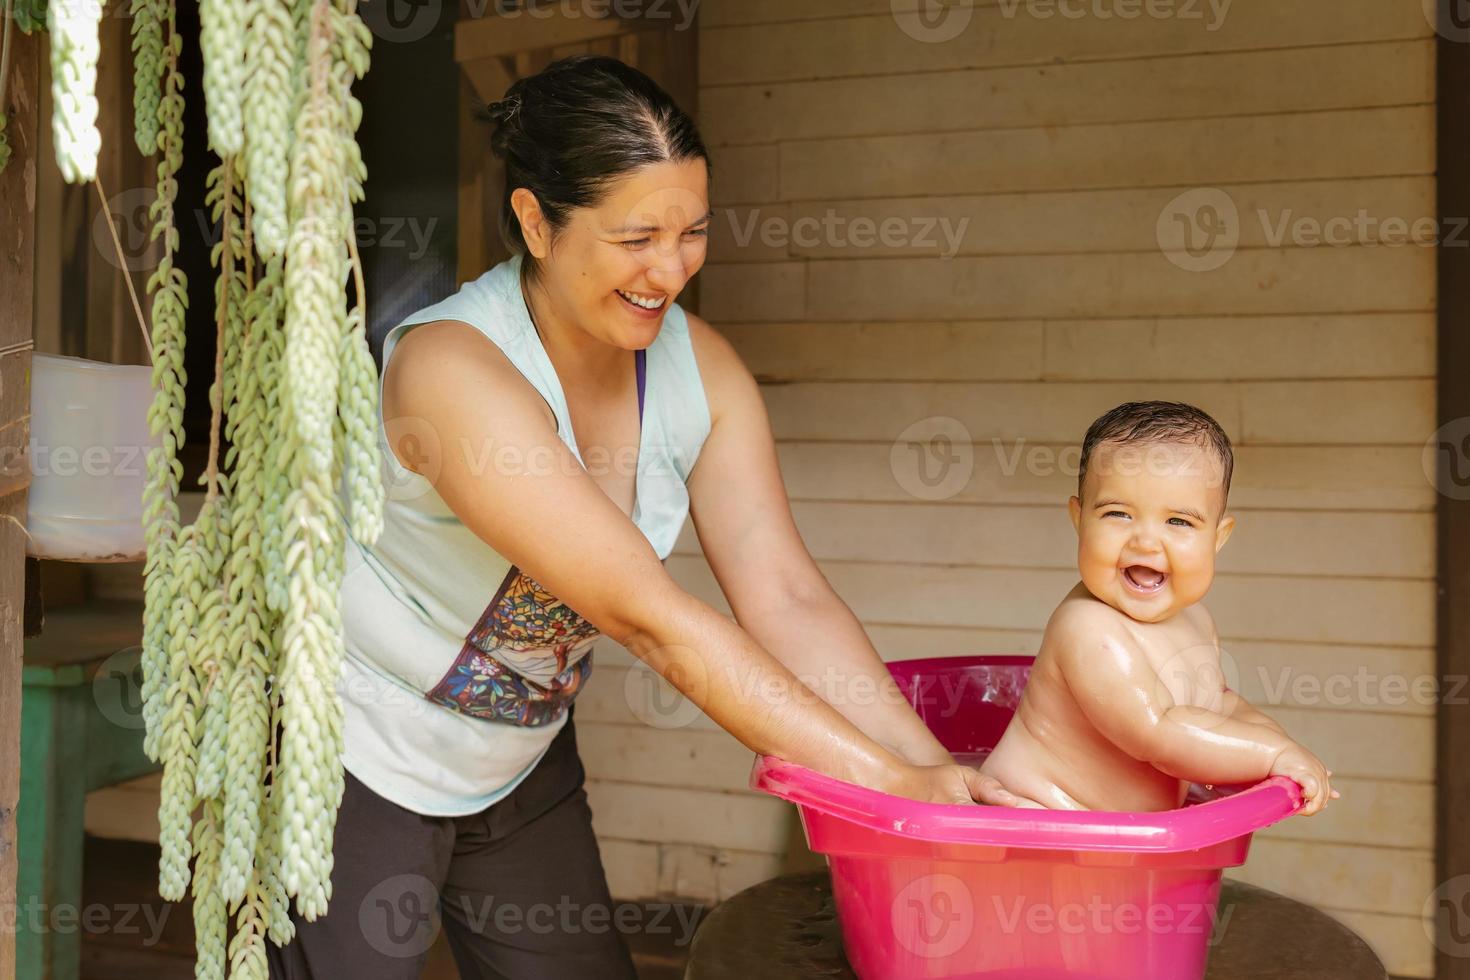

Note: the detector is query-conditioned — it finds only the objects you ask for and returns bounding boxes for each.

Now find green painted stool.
[17,599,157,980]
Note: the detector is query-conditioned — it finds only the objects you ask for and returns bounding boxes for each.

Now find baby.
[980,401,1337,815]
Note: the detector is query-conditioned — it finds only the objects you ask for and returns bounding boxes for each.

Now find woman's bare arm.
[682,315,960,769]
[382,319,997,804]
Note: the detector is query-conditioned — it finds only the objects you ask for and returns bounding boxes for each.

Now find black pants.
[266,710,638,979]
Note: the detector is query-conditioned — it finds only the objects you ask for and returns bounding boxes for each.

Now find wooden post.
[1440,7,1470,975]
[0,21,40,980]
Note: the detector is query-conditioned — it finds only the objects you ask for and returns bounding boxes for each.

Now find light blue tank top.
[337,254,711,815]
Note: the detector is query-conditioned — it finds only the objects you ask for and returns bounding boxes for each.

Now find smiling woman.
[264,55,1019,980]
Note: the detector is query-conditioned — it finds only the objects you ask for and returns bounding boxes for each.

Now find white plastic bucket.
[26,352,160,562]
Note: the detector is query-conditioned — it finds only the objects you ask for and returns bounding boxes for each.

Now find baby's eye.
[1103,510,1129,519]
[1168,517,1193,527]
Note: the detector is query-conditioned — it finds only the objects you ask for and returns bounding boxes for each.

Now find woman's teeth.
[617,289,666,310]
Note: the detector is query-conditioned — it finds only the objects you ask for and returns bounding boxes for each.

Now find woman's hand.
[884,763,1024,807]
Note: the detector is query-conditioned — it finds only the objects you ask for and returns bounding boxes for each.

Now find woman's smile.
[615,287,668,317]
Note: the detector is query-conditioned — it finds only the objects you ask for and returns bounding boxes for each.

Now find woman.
[268,55,1016,979]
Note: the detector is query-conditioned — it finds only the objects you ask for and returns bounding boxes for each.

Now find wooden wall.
[575,2,1440,976]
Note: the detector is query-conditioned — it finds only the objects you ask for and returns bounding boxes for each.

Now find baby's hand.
[1269,744,1339,816]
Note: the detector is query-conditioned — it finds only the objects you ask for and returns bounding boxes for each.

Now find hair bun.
[487,94,522,125]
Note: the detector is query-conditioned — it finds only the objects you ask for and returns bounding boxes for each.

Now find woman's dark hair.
[479,55,710,279]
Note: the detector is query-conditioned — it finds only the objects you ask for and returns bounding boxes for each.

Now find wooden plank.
[708,178,1438,263]
[585,780,792,854]
[662,556,1436,647]
[1259,778,1434,851]
[1040,314,1436,382]
[699,0,1432,86]
[578,721,756,794]
[706,144,779,207]
[721,321,1047,381]
[752,379,1432,445]
[774,107,1434,202]
[700,41,1433,146]
[673,501,1434,579]
[1236,838,1435,919]
[455,8,642,63]
[798,248,1432,322]
[599,838,784,904]
[0,24,40,980]
[1267,707,1432,783]
[701,0,977,29]
[705,248,1433,324]
[718,313,1434,383]
[768,442,1434,512]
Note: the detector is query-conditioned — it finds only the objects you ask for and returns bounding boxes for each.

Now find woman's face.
[518,157,711,350]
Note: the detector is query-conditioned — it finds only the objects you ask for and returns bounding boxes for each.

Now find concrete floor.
[79,836,695,979]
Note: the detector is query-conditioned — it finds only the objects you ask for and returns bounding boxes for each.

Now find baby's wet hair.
[1077,401,1234,502]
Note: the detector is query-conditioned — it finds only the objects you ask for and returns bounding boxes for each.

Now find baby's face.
[1067,440,1236,623]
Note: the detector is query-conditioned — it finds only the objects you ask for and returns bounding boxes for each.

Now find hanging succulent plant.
[98,0,383,974]
[9,0,383,969]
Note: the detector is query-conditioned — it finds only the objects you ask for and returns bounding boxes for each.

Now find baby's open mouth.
[1122,565,1168,593]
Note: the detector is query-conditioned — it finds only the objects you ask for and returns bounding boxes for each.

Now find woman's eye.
[619,238,652,249]
[686,227,709,238]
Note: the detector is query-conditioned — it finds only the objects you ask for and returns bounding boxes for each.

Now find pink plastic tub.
[749,656,1303,980]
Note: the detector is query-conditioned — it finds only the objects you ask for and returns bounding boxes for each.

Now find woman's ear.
[510,187,550,259]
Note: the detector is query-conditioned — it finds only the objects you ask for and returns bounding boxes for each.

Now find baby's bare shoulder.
[1042,595,1144,668]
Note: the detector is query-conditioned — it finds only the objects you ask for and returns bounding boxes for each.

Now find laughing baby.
[980,401,1337,815]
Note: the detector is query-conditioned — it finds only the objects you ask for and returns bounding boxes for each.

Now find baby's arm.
[1053,611,1332,813]
[1221,688,1287,735]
